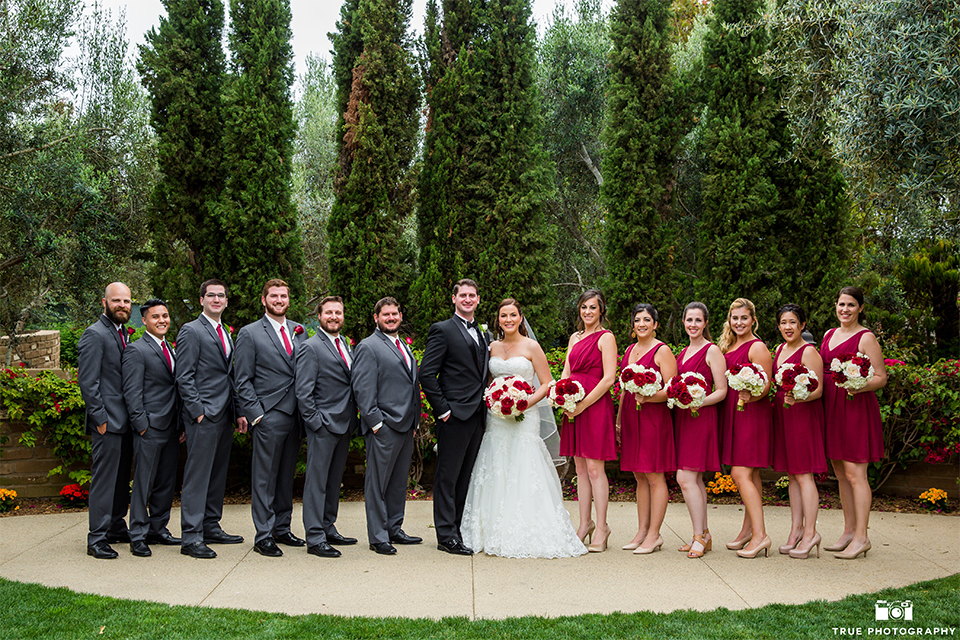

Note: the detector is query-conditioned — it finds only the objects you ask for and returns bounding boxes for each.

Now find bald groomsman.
[78,282,134,559]
[295,296,360,558]
[234,279,307,557]
[122,299,182,557]
[351,297,422,555]
[176,279,247,559]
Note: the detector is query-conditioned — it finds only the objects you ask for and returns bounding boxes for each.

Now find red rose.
[679,391,693,405]
[502,405,512,415]
[729,363,743,375]
[809,378,819,392]
[517,399,528,412]
[293,325,304,335]
[831,371,848,384]
[555,395,565,405]
[501,397,514,409]
[492,389,503,401]
[620,370,634,383]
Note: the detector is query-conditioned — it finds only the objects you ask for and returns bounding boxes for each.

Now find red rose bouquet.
[774,362,819,408]
[484,375,536,421]
[666,372,710,418]
[725,362,768,411]
[620,363,662,411]
[829,352,874,398]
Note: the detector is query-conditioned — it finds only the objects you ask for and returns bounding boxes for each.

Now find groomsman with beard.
[351,297,423,555]
[78,282,134,558]
[234,279,307,557]
[420,279,489,555]
[295,296,360,558]
[122,299,182,556]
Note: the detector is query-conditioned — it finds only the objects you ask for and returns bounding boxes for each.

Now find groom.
[420,278,489,555]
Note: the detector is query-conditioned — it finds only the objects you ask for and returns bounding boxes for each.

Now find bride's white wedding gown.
[461,357,587,558]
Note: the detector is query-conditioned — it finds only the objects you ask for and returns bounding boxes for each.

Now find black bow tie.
[464,319,479,332]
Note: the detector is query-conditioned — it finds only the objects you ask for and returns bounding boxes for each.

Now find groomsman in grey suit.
[78,282,134,559]
[234,278,307,557]
[295,296,360,558]
[175,279,248,559]
[121,299,182,557]
[351,297,423,555]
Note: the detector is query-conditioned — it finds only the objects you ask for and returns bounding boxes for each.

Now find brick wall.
[0,330,61,369]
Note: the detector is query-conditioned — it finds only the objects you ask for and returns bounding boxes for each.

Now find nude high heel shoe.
[824,535,853,553]
[579,521,596,545]
[736,535,771,558]
[834,539,871,559]
[588,527,610,553]
[788,532,821,559]
[726,533,752,550]
[633,535,663,555]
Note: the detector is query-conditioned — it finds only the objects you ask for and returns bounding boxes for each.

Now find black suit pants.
[433,406,484,543]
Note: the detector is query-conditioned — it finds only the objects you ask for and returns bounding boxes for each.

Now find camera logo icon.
[876,600,913,621]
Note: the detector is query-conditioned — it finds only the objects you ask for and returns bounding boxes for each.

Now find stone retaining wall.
[0,330,60,369]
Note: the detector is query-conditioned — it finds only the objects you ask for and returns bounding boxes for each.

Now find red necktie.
[161,341,173,371]
[336,338,350,369]
[216,324,228,356]
[280,326,293,356]
[118,326,126,349]
[395,338,409,368]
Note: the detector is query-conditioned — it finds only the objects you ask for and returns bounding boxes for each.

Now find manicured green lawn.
[1,574,957,639]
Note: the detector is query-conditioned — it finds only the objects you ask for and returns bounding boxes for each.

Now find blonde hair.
[718,298,759,353]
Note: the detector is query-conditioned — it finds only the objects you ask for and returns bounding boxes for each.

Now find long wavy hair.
[493,298,529,340]
[718,298,759,354]
[682,301,712,343]
[575,289,607,334]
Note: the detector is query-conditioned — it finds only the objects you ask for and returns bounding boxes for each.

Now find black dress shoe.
[181,542,217,559]
[307,542,342,558]
[437,540,474,555]
[274,532,306,547]
[106,531,131,544]
[390,530,423,545]
[146,531,181,546]
[87,542,118,559]
[254,538,283,557]
[204,530,244,544]
[130,540,152,557]
[369,542,397,555]
[327,532,358,546]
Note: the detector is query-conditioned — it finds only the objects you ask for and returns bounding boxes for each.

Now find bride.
[460,298,587,558]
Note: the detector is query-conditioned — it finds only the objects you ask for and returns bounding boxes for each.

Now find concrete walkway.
[1,501,957,620]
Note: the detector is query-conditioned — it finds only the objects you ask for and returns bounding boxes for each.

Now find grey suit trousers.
[129,426,180,541]
[364,427,413,545]
[250,411,300,542]
[180,413,233,545]
[303,426,352,546]
[88,430,133,545]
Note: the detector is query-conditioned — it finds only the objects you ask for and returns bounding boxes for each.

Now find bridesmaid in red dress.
[718,298,774,558]
[615,303,677,554]
[674,302,726,559]
[559,289,618,552]
[771,303,826,560]
[820,286,887,559]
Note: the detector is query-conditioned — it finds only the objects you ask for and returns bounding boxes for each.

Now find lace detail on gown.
[461,357,587,558]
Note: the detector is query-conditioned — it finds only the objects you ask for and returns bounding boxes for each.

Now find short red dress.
[819,329,884,463]
[619,342,676,473]
[772,343,828,475]
[559,330,617,461]
[720,339,773,468]
[673,344,720,472]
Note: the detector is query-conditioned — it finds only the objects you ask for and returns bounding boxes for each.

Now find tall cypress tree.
[696,0,783,323]
[138,0,226,325]
[415,0,557,337]
[327,0,419,340]
[601,0,687,342]
[217,0,304,325]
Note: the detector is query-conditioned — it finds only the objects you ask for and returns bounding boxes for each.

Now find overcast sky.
[91,0,603,83]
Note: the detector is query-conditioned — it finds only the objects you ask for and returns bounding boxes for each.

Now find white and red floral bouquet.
[725,362,769,411]
[829,352,874,398]
[666,372,710,418]
[620,364,662,411]
[484,375,536,421]
[774,362,819,408]
[547,378,585,414]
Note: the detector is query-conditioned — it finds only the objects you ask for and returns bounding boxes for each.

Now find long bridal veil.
[523,318,564,467]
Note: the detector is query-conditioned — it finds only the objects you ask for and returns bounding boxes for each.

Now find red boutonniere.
[404,337,413,345]
[227,325,234,334]
[348,336,355,346]
[127,327,135,335]
[293,325,304,335]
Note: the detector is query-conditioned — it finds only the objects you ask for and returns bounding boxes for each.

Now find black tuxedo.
[77,314,133,545]
[419,315,489,544]
[121,333,181,542]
